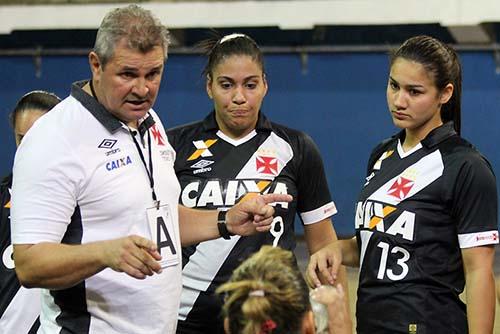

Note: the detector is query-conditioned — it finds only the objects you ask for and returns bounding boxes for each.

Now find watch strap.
[217,210,233,239]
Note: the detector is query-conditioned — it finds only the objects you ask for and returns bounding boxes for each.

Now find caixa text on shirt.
[355,200,415,241]
[181,179,289,209]
[106,156,132,171]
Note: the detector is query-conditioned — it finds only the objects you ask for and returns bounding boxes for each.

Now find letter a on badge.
[157,216,177,255]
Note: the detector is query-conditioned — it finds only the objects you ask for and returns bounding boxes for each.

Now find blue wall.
[1,52,499,237]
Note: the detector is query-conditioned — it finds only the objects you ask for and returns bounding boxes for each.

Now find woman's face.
[386,57,452,139]
[207,55,268,139]
[14,109,46,146]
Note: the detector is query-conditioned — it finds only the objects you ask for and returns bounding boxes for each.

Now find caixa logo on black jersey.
[181,179,289,208]
[355,200,415,241]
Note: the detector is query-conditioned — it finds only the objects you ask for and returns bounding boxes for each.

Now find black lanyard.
[130,129,158,207]
[89,80,158,206]
[89,80,160,208]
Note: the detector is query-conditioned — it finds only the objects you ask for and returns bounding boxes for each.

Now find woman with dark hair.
[0,90,60,333]
[9,91,61,146]
[167,33,350,333]
[308,35,498,333]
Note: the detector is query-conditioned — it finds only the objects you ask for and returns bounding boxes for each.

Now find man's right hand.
[104,235,162,279]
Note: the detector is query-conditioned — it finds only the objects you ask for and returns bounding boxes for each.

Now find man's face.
[90,39,165,127]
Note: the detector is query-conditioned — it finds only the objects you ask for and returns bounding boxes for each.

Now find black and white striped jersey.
[355,122,498,334]
[0,174,40,334]
[167,112,336,333]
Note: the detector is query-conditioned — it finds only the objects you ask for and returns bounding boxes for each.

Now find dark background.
[1,24,500,237]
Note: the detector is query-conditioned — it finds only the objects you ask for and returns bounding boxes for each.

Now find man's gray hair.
[94,4,170,67]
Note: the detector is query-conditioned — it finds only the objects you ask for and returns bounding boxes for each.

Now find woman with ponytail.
[308,35,498,333]
[218,246,349,334]
[1,90,60,333]
[167,32,350,333]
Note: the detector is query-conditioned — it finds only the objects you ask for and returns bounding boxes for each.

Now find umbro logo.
[190,159,214,175]
[191,160,214,169]
[98,139,117,149]
[99,139,121,156]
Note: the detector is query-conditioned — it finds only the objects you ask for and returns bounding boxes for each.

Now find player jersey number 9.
[270,216,284,247]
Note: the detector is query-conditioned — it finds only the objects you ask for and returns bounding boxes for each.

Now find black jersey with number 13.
[355,122,498,334]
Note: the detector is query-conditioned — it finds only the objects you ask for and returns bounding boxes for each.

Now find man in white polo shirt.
[10,5,291,334]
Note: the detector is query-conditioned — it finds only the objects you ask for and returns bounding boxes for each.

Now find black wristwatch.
[217,210,234,240]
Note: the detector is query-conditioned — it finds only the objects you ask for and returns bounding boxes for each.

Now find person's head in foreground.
[217,246,313,334]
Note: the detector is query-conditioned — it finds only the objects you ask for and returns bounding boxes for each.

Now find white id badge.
[146,204,179,268]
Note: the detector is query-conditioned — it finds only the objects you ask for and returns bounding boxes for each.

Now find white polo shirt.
[11,81,182,334]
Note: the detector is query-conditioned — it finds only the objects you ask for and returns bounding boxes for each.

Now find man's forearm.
[178,206,220,246]
[14,242,107,289]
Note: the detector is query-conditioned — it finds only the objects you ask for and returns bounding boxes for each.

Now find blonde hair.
[217,246,310,334]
